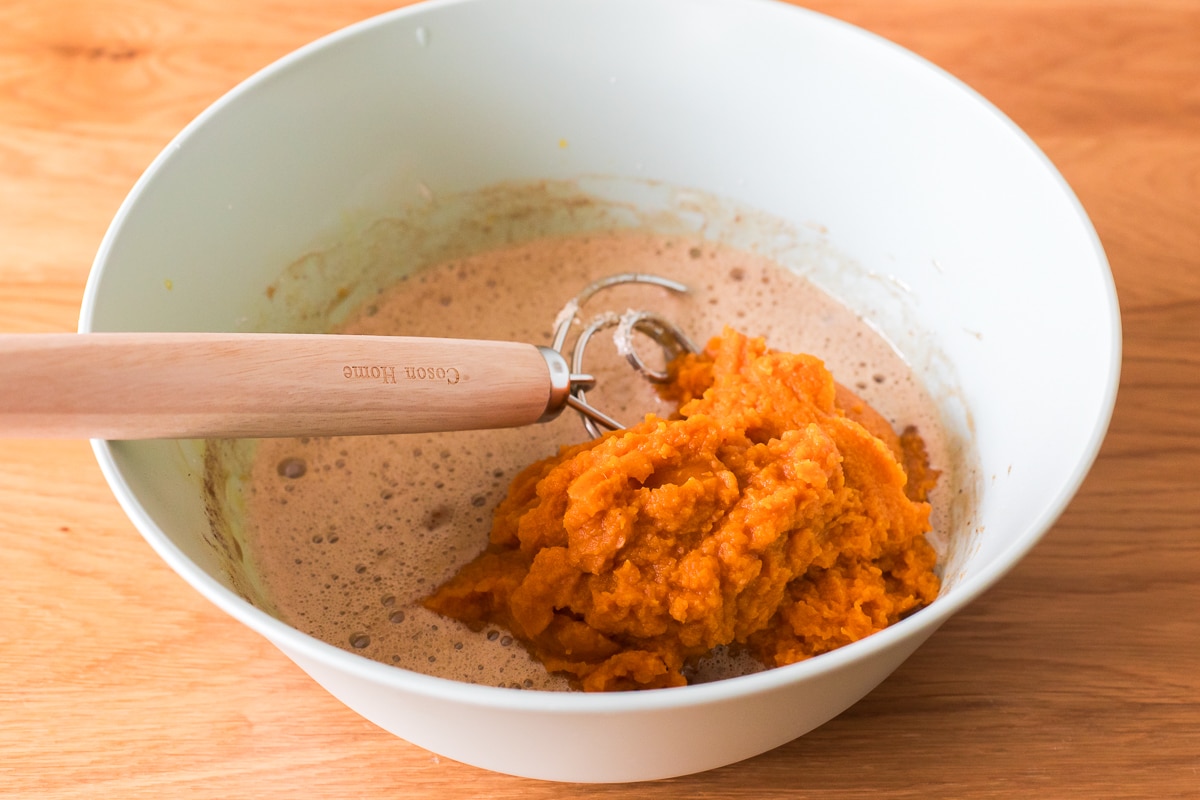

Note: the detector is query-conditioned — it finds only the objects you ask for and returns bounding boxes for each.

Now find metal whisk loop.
[552,273,697,438]
[570,312,626,438]
[615,310,698,384]
[551,273,689,353]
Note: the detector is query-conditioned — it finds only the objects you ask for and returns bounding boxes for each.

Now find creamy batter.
[241,231,948,689]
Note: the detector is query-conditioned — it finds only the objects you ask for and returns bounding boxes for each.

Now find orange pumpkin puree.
[425,327,940,691]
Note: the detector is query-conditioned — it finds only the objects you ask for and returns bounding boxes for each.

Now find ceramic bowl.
[80,0,1120,782]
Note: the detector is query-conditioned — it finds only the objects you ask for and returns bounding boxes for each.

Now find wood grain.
[0,333,560,438]
[1,1,1198,797]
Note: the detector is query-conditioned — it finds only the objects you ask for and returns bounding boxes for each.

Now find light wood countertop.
[2,1,1197,796]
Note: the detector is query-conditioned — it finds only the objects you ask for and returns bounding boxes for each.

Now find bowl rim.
[79,0,1122,712]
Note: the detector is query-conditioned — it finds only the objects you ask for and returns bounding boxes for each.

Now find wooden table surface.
[2,1,1197,797]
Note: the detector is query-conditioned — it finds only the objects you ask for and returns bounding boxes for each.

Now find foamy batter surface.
[242,232,947,689]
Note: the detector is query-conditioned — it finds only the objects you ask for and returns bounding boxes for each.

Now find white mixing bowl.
[80,0,1120,782]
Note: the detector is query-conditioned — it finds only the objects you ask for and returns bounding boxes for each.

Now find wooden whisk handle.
[0,333,572,439]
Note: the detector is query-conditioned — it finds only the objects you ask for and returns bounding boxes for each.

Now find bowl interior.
[83,0,1118,709]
